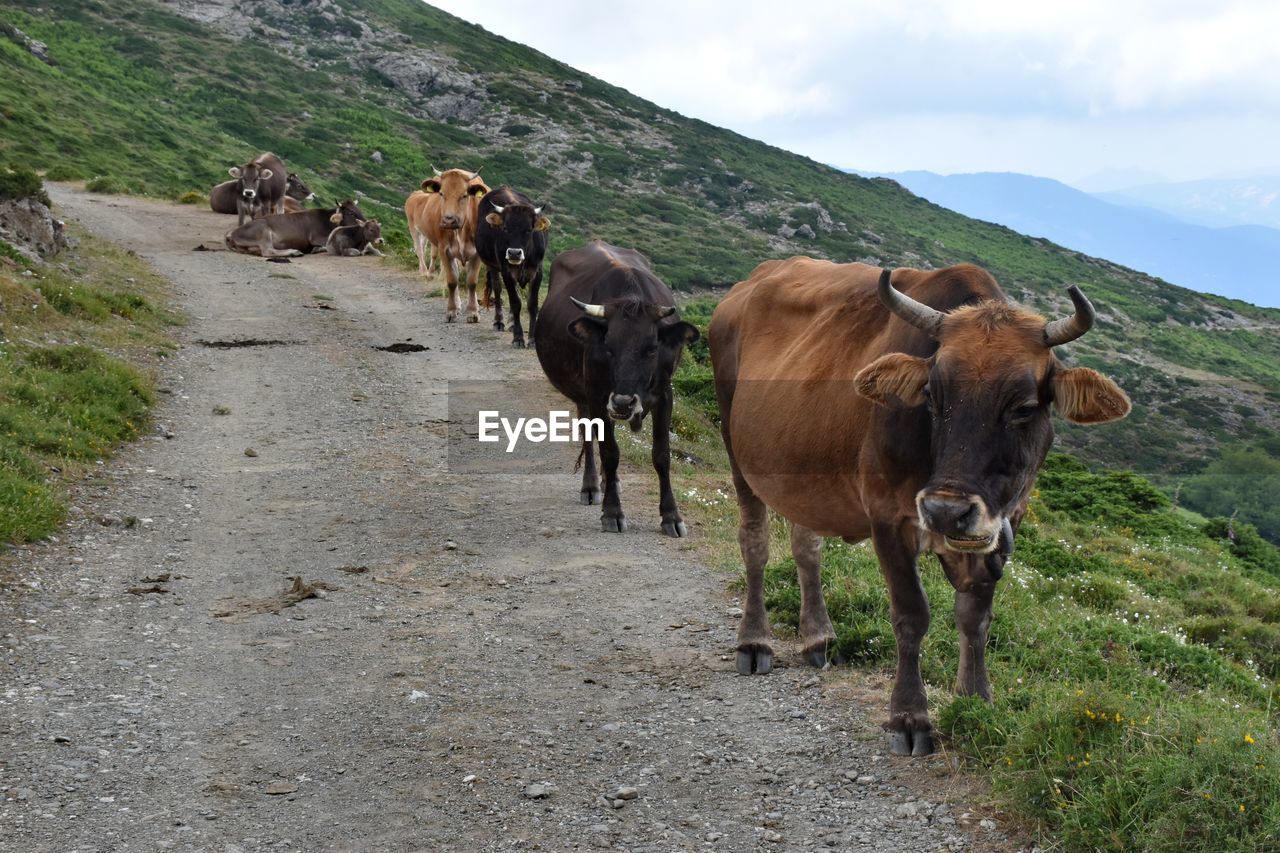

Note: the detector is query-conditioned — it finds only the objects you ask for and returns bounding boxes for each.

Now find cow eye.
[1008,403,1038,423]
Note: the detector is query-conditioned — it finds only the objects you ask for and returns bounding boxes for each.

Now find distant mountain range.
[1099,177,1280,230]
[863,170,1279,308]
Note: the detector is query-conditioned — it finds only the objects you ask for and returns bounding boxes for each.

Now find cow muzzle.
[608,393,644,426]
[505,248,525,265]
[242,189,257,199]
[440,216,461,230]
[917,490,1002,553]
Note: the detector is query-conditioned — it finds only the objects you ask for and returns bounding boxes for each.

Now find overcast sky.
[429,0,1280,189]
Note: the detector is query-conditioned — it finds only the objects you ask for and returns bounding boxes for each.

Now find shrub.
[0,165,51,206]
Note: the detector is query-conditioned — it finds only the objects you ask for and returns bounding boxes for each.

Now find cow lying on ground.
[326,219,384,256]
[475,186,550,348]
[224,200,365,257]
[709,259,1130,755]
[405,169,488,321]
[212,172,314,216]
[535,240,700,536]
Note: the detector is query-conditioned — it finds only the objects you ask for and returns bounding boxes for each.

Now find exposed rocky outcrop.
[0,196,66,261]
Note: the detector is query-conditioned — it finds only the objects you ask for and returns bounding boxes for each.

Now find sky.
[428,0,1280,189]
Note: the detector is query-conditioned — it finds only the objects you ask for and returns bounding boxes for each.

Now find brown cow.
[709,259,1130,755]
[405,170,489,320]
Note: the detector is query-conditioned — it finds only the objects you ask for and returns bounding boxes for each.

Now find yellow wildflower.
[1244,734,1255,745]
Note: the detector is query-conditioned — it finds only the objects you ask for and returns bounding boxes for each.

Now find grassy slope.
[0,214,179,543]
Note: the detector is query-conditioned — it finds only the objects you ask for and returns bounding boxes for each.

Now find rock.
[895,801,919,818]
[796,223,816,239]
[212,405,231,416]
[614,786,638,800]
[370,151,383,164]
[523,783,549,799]
[0,197,67,260]
[263,782,297,795]
[443,540,458,551]
[244,448,258,458]
[979,818,997,831]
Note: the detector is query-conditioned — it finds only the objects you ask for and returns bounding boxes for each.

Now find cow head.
[568,297,700,431]
[855,270,1129,557]
[286,173,315,202]
[360,218,384,246]
[229,160,273,202]
[328,199,367,227]
[421,169,485,230]
[484,201,550,268]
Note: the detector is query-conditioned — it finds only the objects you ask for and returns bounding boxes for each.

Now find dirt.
[0,188,1023,852]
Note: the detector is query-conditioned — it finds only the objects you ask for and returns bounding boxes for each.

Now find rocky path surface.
[0,188,1015,851]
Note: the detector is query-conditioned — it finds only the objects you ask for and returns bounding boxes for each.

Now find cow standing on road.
[405,169,488,322]
[223,153,287,225]
[475,186,550,348]
[710,259,1130,755]
[536,241,700,537]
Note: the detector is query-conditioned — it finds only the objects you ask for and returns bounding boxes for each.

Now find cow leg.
[938,553,997,701]
[526,268,543,347]
[489,267,505,331]
[258,232,303,258]
[596,410,626,533]
[578,403,601,505]
[650,391,685,537]
[504,270,526,348]
[792,524,839,667]
[871,522,933,756]
[464,257,481,323]
[444,251,460,323]
[731,464,772,675]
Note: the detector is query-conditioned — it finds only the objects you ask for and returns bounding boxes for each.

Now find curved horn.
[490,203,505,214]
[656,306,677,318]
[1043,285,1096,347]
[467,168,481,180]
[570,296,606,318]
[878,269,944,337]
[533,206,543,215]
[428,163,440,176]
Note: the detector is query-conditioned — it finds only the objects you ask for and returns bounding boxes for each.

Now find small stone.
[763,830,783,843]
[610,798,625,809]
[523,783,549,799]
[614,786,638,800]
[244,448,258,457]
[370,151,384,164]
[979,819,997,831]
[263,782,297,795]
[856,775,875,785]
[895,802,919,818]
[462,775,476,784]
[444,540,458,551]
[212,405,231,416]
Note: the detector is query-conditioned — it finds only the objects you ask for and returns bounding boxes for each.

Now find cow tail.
[574,444,585,472]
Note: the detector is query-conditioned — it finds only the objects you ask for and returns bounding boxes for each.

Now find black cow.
[226,153,287,225]
[474,186,549,348]
[225,200,365,257]
[535,240,700,537]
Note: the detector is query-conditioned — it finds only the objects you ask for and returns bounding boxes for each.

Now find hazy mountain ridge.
[0,0,1277,500]
[1101,176,1280,230]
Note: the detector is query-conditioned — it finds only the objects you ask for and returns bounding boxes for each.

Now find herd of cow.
[210,151,1133,755]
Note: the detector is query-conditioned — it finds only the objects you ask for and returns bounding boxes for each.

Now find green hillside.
[0,0,1276,517]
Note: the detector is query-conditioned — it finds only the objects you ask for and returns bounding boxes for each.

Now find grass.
[0,218,179,544]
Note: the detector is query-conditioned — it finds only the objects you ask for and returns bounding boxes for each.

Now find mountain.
[1099,176,1280,230]
[869,170,1280,308]
[0,0,1278,503]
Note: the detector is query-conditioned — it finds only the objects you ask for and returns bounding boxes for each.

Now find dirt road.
[0,189,1010,851]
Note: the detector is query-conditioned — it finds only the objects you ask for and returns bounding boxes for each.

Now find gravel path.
[0,188,1018,851]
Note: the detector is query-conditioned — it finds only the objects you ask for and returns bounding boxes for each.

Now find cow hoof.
[466,314,479,324]
[446,315,457,324]
[601,515,628,533]
[493,321,505,332]
[661,519,687,538]
[803,640,844,669]
[512,338,526,349]
[885,728,934,756]
[579,489,601,506]
[736,648,773,676]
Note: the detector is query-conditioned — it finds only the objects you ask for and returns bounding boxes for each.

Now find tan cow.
[405,170,490,320]
[710,259,1130,755]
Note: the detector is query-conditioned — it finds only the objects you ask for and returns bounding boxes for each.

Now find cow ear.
[534,215,551,232]
[330,213,343,224]
[854,353,930,408]
[659,321,699,349]
[1052,367,1131,424]
[485,212,503,228]
[568,316,606,344]
[260,169,273,180]
[421,179,441,193]
[228,167,241,178]
[468,184,488,197]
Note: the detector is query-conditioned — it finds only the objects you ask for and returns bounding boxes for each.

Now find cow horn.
[656,306,677,318]
[570,296,606,318]
[879,269,944,337]
[490,203,505,214]
[467,168,481,180]
[1043,285,1096,347]
[533,206,543,215]
[429,163,440,176]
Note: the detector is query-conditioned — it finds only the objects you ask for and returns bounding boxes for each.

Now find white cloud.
[426,0,1280,181]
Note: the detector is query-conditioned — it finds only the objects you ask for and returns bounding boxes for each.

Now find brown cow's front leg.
[792,524,839,667]
[578,403,601,506]
[464,256,481,323]
[650,391,684,537]
[596,412,626,532]
[444,250,460,323]
[872,521,933,755]
[938,553,998,701]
